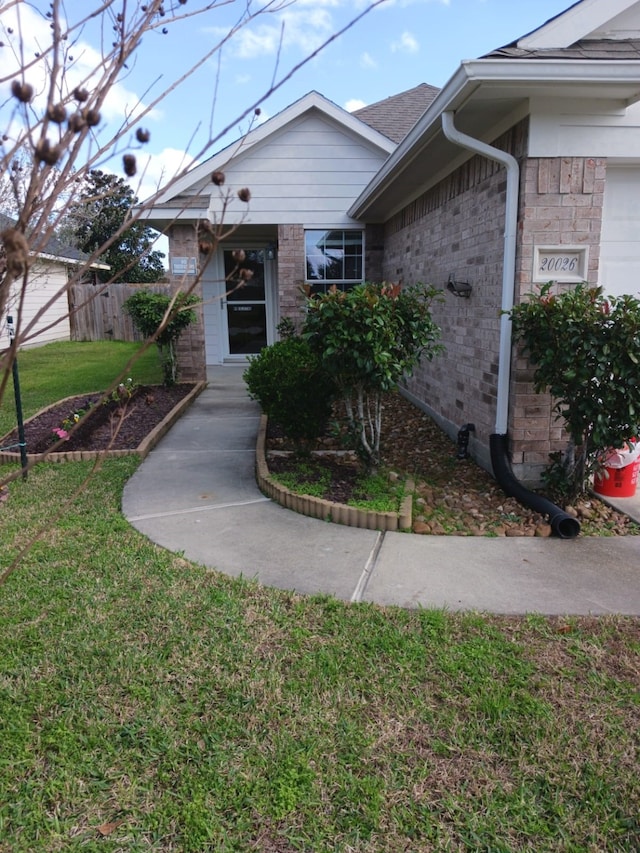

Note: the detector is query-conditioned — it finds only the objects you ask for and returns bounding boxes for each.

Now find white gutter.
[440,110,519,435]
[350,58,640,219]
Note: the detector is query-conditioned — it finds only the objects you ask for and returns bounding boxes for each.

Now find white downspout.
[440,111,519,435]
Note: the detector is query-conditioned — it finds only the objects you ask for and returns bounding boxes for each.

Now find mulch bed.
[1,384,195,454]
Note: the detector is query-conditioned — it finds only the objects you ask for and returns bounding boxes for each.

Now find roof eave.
[349,58,640,220]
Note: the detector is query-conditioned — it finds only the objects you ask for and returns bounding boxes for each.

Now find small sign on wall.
[170,256,197,275]
[533,246,588,283]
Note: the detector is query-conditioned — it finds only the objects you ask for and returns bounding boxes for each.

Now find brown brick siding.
[167,223,206,382]
[381,119,606,482]
[382,123,528,470]
[510,156,605,474]
[277,224,306,325]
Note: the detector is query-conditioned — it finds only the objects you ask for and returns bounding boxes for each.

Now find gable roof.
[513,0,640,50]
[352,84,440,143]
[151,91,396,208]
[350,0,640,221]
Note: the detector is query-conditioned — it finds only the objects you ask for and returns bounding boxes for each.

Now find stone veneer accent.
[382,119,605,483]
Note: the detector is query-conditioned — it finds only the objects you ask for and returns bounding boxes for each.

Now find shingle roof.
[352,83,440,144]
[485,39,640,61]
[0,211,89,262]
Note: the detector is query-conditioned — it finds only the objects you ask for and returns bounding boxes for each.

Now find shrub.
[244,337,336,444]
[509,282,640,499]
[124,289,198,385]
[302,282,442,468]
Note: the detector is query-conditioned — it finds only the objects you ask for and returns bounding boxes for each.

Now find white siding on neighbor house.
[528,98,640,158]
[599,164,640,298]
[0,259,71,349]
[207,112,391,227]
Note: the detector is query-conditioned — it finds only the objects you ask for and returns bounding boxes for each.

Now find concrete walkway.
[122,367,640,615]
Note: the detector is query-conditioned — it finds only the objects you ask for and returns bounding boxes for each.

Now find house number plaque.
[533,246,588,283]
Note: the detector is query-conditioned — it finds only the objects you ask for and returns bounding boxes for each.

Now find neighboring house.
[144,0,640,485]
[0,213,101,350]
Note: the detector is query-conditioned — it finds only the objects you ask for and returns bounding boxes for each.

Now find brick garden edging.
[0,381,206,466]
[256,414,414,532]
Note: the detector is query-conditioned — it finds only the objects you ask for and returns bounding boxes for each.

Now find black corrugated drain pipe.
[490,434,580,539]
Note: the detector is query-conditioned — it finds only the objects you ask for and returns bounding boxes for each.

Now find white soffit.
[519,0,640,50]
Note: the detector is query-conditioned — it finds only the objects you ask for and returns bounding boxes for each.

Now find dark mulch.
[2,384,195,454]
[266,391,640,537]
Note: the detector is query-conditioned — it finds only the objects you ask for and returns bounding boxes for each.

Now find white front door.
[599,165,640,299]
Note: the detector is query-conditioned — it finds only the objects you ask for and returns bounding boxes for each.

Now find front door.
[222,249,271,358]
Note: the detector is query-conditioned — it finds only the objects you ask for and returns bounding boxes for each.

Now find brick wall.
[510,156,605,479]
[277,224,306,327]
[167,223,206,382]
[382,123,528,472]
[381,122,606,483]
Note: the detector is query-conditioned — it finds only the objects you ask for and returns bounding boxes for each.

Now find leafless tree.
[0,0,387,587]
[0,0,386,455]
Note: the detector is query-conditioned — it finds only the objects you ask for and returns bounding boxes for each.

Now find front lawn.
[0,341,162,438]
[1,459,638,851]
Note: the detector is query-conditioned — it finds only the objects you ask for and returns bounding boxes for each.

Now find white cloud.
[391,31,420,53]
[360,51,378,69]
[345,98,367,112]
[132,147,197,204]
[206,5,336,61]
[0,4,160,147]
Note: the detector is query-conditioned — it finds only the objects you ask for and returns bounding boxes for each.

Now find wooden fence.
[69,282,169,342]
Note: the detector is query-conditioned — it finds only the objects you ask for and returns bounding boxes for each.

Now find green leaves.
[302,282,443,466]
[124,289,198,385]
[243,338,336,445]
[65,170,166,283]
[509,283,640,496]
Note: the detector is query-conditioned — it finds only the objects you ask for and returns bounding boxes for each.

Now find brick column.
[509,156,606,480]
[277,224,306,328]
[167,222,206,382]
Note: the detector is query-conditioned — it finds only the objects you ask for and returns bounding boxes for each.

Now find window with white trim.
[305,229,364,293]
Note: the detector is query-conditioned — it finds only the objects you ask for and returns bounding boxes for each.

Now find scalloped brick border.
[0,381,206,466]
[256,414,414,531]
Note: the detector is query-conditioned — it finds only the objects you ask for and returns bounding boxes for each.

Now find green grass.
[1,460,639,851]
[272,460,331,499]
[0,341,162,437]
[272,459,405,512]
[348,470,404,513]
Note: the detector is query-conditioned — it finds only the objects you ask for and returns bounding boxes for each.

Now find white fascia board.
[462,57,640,88]
[349,66,473,219]
[152,91,395,206]
[349,57,640,219]
[34,251,110,270]
[519,0,639,49]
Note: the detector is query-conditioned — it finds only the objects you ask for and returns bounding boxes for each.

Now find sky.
[0,0,575,207]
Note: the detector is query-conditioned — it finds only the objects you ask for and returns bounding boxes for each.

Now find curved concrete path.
[122,367,640,615]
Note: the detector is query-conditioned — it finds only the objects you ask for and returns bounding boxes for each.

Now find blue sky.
[132,0,572,197]
[1,0,573,202]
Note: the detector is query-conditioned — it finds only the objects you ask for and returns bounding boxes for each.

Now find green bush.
[509,282,640,498]
[303,282,442,468]
[123,289,198,385]
[244,338,336,444]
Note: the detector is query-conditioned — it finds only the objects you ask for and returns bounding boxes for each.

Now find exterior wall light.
[447,274,472,298]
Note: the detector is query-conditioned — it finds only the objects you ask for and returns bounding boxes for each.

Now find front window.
[305,229,363,294]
